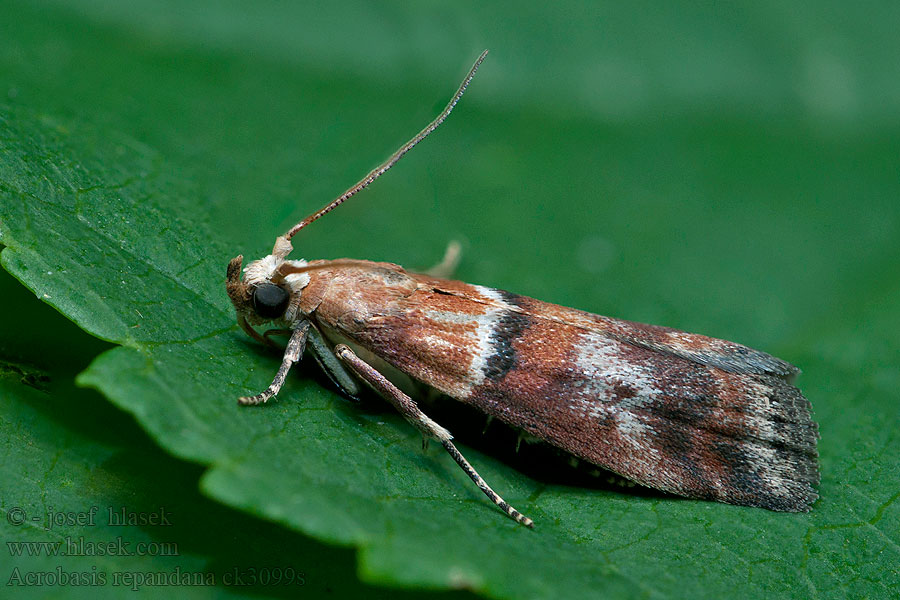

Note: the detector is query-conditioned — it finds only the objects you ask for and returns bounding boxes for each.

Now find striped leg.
[333,343,534,528]
[239,321,310,406]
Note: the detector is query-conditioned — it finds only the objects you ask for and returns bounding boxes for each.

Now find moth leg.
[333,343,534,528]
[424,240,462,279]
[262,328,293,346]
[239,321,310,406]
[305,323,362,400]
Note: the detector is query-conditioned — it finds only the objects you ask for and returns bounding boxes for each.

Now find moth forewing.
[318,270,819,512]
[225,50,818,528]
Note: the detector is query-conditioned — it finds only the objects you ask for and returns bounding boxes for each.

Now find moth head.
[226,236,311,340]
[225,51,489,341]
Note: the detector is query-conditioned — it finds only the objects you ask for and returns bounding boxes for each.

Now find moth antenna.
[284,50,489,241]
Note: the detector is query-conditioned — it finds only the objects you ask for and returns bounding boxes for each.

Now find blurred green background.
[1,1,898,598]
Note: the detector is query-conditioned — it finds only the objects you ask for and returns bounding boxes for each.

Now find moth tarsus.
[334,343,535,528]
[237,321,309,406]
[226,50,819,528]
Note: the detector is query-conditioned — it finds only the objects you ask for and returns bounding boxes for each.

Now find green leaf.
[2,1,898,599]
[0,273,448,598]
[0,268,437,598]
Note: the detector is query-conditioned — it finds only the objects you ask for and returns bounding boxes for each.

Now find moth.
[226,51,819,528]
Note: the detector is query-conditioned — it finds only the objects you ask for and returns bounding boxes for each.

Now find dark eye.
[251,283,290,319]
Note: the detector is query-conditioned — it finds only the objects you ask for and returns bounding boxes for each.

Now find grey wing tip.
[634,335,802,378]
[735,376,821,512]
[721,345,801,378]
[724,445,820,513]
[756,464,820,512]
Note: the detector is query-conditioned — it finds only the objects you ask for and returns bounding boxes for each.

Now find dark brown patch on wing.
[483,291,531,382]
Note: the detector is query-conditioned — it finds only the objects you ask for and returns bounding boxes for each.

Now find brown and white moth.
[226,51,819,528]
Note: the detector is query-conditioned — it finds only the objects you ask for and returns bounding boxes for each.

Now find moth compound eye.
[251,283,290,319]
